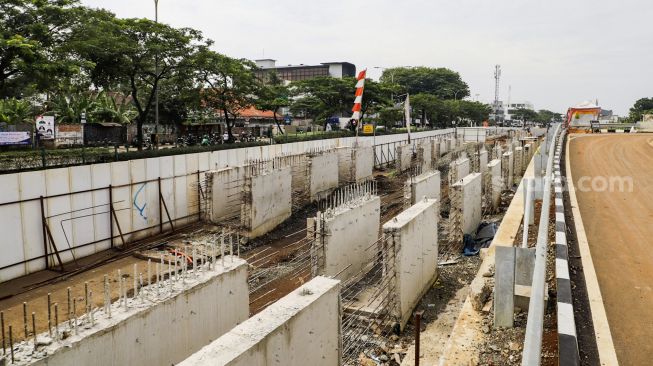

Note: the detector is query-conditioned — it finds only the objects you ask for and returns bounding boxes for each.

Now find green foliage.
[0,98,34,124]
[380,67,469,100]
[0,0,83,98]
[535,109,562,124]
[627,97,653,122]
[44,91,136,124]
[193,49,259,141]
[256,72,290,133]
[511,108,539,122]
[290,76,353,124]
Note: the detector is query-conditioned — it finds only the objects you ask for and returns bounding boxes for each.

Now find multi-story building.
[254,59,356,82]
[503,101,535,121]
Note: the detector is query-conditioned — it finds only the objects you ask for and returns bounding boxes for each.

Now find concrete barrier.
[337,146,374,184]
[395,144,412,172]
[502,151,514,190]
[451,173,482,236]
[207,167,245,222]
[20,257,249,366]
[418,141,432,172]
[308,150,339,201]
[179,276,341,366]
[449,157,470,185]
[311,196,381,281]
[383,199,439,328]
[487,159,502,211]
[242,167,292,238]
[406,170,441,205]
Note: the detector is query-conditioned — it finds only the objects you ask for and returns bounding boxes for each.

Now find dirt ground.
[569,134,653,366]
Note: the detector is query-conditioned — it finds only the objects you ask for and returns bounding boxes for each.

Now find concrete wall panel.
[0,174,24,280]
[28,258,249,366]
[409,170,441,205]
[19,170,47,274]
[246,167,292,238]
[452,173,483,235]
[45,168,74,264]
[322,196,381,280]
[309,151,339,201]
[69,165,96,259]
[383,199,438,328]
[180,276,341,366]
[110,161,133,244]
[91,163,111,252]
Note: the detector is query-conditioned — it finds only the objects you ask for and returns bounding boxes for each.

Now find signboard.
[35,115,55,139]
[56,124,83,146]
[0,132,31,146]
[362,124,374,134]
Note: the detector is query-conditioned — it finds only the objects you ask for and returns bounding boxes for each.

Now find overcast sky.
[82,0,652,115]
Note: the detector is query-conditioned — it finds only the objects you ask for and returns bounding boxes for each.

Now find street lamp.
[153,0,160,148]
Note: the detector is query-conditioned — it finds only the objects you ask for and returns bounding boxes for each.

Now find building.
[503,101,535,122]
[254,59,356,82]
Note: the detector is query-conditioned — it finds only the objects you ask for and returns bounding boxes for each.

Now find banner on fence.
[35,115,55,139]
[0,131,31,146]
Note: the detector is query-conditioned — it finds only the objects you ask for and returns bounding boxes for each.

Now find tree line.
[1,0,491,148]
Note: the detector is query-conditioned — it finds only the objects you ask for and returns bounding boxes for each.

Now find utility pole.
[154,0,160,149]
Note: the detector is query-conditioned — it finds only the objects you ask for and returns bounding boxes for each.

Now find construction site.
[0,120,649,366]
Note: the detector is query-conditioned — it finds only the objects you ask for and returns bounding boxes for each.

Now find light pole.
[154,0,159,148]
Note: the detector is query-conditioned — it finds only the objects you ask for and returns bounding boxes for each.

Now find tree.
[194,49,259,142]
[459,101,492,125]
[75,17,204,148]
[290,76,352,127]
[358,79,392,123]
[256,72,289,134]
[380,67,469,100]
[0,98,35,125]
[410,93,442,127]
[378,107,403,128]
[627,97,653,122]
[0,0,84,98]
[511,108,538,122]
[535,109,562,124]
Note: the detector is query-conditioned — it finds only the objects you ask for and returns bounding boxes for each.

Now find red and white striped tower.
[350,69,367,126]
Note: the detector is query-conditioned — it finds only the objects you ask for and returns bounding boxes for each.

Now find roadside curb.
[553,130,580,365]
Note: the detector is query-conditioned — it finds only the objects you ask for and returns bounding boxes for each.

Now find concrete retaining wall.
[308,151,339,201]
[407,170,441,205]
[208,167,244,222]
[24,258,249,366]
[451,173,482,235]
[418,142,432,172]
[383,199,439,328]
[450,157,470,184]
[179,276,341,366]
[488,159,502,210]
[338,146,374,184]
[318,196,381,280]
[502,151,514,190]
[395,144,412,172]
[243,167,292,238]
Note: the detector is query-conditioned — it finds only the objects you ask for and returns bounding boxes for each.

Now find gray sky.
[82,0,653,115]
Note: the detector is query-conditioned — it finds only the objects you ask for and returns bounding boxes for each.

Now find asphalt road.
[569,134,653,366]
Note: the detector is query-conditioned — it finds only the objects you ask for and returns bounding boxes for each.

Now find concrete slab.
[308,150,339,201]
[179,277,341,366]
[488,159,502,211]
[396,144,412,172]
[21,258,249,366]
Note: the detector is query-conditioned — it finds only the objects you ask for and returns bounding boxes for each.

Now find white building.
[503,101,535,121]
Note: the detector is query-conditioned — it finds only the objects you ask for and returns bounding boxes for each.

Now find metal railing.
[521,123,562,365]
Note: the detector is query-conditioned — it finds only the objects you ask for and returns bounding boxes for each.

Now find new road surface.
[569,134,653,366]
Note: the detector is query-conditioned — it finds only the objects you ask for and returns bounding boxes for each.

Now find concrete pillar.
[396,144,412,172]
[479,149,488,174]
[449,157,470,186]
[494,246,516,328]
[501,152,514,190]
[449,173,482,247]
[513,147,524,180]
[308,150,339,201]
[431,139,441,160]
[383,199,439,328]
[487,159,502,211]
